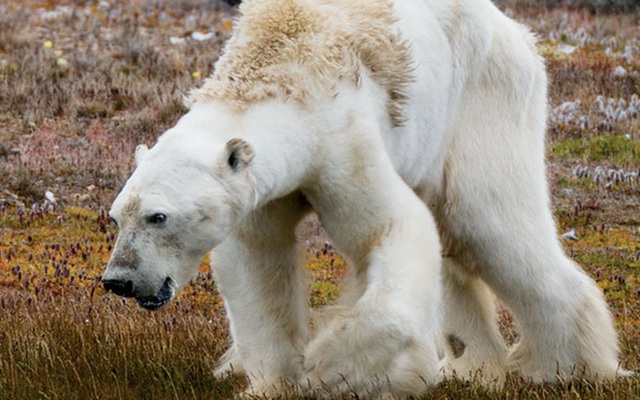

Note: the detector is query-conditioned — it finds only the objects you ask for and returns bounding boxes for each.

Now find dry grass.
[0,0,638,398]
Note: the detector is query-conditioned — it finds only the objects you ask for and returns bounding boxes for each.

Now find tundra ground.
[0,1,638,398]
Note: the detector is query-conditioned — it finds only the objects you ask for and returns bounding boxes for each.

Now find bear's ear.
[134,144,149,166]
[225,138,255,172]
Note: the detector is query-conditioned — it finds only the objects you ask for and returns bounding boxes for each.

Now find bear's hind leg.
[442,157,624,381]
[211,192,310,395]
[482,239,622,381]
[441,257,507,385]
[440,27,624,380]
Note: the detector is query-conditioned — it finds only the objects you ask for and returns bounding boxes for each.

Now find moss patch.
[551,135,640,164]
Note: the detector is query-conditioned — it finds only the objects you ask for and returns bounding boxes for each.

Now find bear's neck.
[185,73,390,209]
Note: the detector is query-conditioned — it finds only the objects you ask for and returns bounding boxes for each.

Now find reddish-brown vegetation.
[0,1,638,398]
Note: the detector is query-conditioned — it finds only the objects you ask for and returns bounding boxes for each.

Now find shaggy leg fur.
[213,345,243,379]
[441,258,507,385]
[300,146,443,398]
[211,193,310,394]
[441,176,624,382]
[499,260,623,381]
[439,30,623,380]
[460,224,624,380]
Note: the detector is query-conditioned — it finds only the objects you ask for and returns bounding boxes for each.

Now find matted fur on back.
[187,0,413,127]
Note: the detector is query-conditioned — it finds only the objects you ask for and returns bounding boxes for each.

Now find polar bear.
[102,0,625,397]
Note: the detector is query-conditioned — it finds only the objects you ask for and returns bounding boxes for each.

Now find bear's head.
[102,112,257,310]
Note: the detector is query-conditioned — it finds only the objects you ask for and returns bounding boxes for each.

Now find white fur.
[104,0,626,397]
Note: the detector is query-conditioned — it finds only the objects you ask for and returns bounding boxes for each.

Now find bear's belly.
[382,0,455,193]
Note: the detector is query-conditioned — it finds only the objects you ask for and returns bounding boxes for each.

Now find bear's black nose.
[103,279,135,297]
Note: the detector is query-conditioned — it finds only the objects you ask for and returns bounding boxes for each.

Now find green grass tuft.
[552,135,640,164]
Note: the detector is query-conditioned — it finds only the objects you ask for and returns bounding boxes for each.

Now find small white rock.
[612,66,627,77]
[191,31,215,41]
[45,191,56,204]
[557,43,577,54]
[561,229,578,241]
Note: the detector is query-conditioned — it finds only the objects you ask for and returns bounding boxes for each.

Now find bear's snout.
[103,279,135,297]
[108,245,141,271]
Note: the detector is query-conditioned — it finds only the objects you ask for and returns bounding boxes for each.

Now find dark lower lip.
[136,278,175,311]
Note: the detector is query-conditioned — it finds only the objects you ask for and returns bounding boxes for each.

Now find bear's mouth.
[136,277,176,311]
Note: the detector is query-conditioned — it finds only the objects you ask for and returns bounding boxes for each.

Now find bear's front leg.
[301,153,443,398]
[211,193,310,395]
[302,282,442,398]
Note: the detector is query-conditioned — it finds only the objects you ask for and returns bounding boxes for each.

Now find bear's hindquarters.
[435,23,623,381]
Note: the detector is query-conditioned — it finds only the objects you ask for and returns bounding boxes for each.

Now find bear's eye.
[146,213,167,224]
